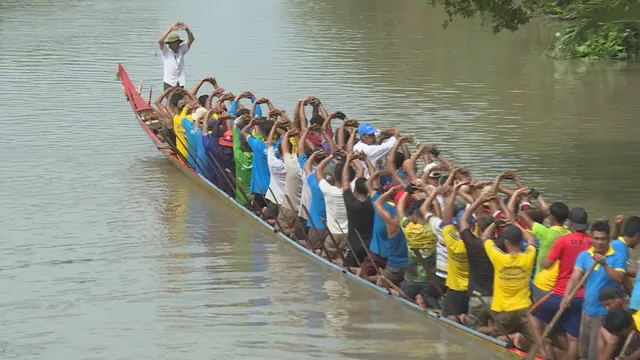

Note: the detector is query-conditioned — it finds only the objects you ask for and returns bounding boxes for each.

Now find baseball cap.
[569,207,589,231]
[192,107,207,124]
[357,123,376,135]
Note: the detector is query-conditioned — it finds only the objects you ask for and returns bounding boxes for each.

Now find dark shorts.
[401,281,443,309]
[359,252,387,278]
[307,227,328,250]
[530,293,583,338]
[253,194,267,210]
[264,199,279,220]
[532,284,548,303]
[344,243,367,268]
[292,217,308,241]
[492,308,531,338]
[163,82,184,91]
[380,267,405,287]
[163,83,184,100]
[442,289,469,317]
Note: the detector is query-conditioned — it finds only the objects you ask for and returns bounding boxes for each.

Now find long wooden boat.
[118,64,541,360]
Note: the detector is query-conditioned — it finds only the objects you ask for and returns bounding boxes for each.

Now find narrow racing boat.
[117,63,541,360]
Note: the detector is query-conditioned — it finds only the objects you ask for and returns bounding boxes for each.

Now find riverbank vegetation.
[426,0,640,59]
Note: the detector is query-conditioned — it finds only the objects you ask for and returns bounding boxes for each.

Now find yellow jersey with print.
[173,106,192,160]
[400,217,436,256]
[484,240,536,312]
[443,224,469,291]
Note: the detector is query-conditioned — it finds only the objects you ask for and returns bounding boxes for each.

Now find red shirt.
[547,232,592,297]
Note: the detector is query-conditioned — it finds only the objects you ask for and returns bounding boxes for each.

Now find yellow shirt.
[533,262,558,292]
[173,106,192,160]
[443,224,469,291]
[484,240,536,312]
[633,311,640,331]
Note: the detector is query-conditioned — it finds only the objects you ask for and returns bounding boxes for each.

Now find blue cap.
[357,123,376,135]
[453,209,474,228]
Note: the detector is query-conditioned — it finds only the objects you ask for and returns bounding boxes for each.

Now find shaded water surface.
[1,0,638,358]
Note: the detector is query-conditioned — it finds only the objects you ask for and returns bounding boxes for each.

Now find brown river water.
[1,0,639,358]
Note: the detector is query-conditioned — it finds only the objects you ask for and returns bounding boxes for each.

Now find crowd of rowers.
[153,77,640,360]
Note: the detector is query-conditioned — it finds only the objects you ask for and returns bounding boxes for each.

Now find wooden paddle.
[472,290,514,348]
[525,262,597,360]
[353,229,415,303]
[300,204,333,262]
[619,330,636,358]
[334,220,362,269]
[317,215,350,267]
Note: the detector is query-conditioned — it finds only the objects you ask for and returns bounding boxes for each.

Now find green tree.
[425,0,640,59]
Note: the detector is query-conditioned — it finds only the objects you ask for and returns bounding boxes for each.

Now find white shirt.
[282,153,303,211]
[318,179,349,235]
[298,172,312,220]
[425,213,447,279]
[353,136,398,177]
[266,147,286,205]
[161,43,189,86]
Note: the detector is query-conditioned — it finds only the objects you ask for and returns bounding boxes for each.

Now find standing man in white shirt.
[158,22,195,91]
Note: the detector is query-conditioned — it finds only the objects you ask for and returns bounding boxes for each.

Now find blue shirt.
[193,128,207,176]
[306,173,326,230]
[201,133,218,184]
[387,229,408,269]
[247,135,270,195]
[521,235,541,287]
[369,192,395,258]
[227,97,263,118]
[575,246,627,316]
[182,118,197,169]
[298,154,308,169]
[611,238,630,264]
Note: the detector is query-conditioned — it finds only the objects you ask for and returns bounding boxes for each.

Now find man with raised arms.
[482,221,536,350]
[157,22,195,91]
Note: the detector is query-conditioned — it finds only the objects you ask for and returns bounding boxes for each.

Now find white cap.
[192,107,207,123]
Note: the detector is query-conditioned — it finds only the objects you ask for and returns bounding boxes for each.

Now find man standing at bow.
[158,22,195,91]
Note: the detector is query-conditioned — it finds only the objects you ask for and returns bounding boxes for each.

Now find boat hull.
[117,64,541,360]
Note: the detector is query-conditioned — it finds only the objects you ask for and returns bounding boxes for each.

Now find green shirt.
[405,249,433,284]
[532,222,571,276]
[233,127,253,205]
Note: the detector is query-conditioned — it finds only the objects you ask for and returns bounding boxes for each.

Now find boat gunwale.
[118,63,539,360]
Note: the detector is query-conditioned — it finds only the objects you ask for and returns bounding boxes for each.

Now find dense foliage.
[426,0,640,59]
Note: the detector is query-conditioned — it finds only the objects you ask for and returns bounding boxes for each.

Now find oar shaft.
[620,330,636,357]
[353,229,414,302]
[317,216,348,265]
[300,204,332,261]
[526,262,598,360]
[472,290,514,347]
[335,220,362,268]
[283,194,312,243]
